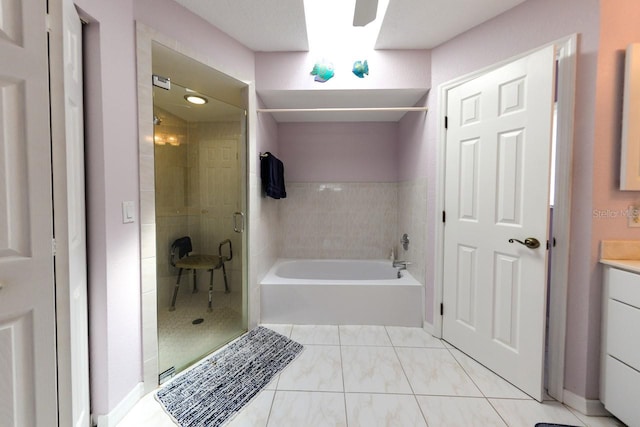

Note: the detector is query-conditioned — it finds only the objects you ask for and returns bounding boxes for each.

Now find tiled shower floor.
[119,325,623,427]
[157,290,245,376]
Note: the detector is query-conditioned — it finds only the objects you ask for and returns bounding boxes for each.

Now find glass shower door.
[153,80,247,380]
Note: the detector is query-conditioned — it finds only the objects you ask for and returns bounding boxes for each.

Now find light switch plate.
[122,201,135,224]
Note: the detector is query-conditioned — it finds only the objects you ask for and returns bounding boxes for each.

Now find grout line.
[263,389,277,427]
[384,326,431,427]
[444,345,488,399]
[338,325,349,427]
[441,343,511,425]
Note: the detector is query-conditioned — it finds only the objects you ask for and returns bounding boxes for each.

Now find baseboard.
[562,388,610,416]
[422,320,436,336]
[92,382,144,427]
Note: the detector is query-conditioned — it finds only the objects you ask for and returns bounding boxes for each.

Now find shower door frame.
[135,23,254,394]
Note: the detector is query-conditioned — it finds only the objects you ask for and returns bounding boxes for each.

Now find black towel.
[172,236,192,259]
[261,152,287,199]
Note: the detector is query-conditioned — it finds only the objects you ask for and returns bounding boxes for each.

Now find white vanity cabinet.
[600,262,640,427]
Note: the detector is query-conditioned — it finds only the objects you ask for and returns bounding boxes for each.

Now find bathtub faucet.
[393,260,411,278]
[393,260,411,269]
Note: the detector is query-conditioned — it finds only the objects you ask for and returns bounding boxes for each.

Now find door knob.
[508,237,540,249]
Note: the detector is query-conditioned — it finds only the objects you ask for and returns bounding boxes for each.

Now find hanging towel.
[261,152,287,199]
[172,236,193,259]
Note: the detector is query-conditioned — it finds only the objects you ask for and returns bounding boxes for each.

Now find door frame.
[135,23,252,394]
[433,35,577,401]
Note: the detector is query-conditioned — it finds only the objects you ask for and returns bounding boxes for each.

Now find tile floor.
[158,290,245,375]
[117,325,625,427]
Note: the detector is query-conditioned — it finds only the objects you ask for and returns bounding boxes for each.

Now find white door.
[442,45,556,401]
[0,0,58,425]
[59,0,91,425]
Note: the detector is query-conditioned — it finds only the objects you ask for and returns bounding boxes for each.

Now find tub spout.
[392,260,411,269]
[393,260,411,278]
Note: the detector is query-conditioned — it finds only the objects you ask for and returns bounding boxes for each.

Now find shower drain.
[192,318,204,325]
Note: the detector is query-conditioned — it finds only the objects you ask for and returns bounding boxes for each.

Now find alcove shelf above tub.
[256,88,429,122]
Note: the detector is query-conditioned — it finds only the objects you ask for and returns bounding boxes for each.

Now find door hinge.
[52,238,57,256]
[444,116,448,129]
[553,237,557,247]
[546,240,550,250]
[442,211,446,223]
[46,14,52,32]
[440,303,444,316]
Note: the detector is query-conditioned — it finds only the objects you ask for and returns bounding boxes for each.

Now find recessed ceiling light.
[184,94,208,105]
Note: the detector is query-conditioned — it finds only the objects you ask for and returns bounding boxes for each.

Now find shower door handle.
[233,211,245,233]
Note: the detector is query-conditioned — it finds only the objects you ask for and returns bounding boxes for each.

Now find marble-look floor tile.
[260,323,293,338]
[226,390,274,427]
[339,325,392,346]
[116,392,176,427]
[489,399,585,427]
[341,346,412,393]
[264,374,279,391]
[416,396,507,427]
[267,391,346,427]
[568,408,626,427]
[291,325,340,345]
[396,348,482,396]
[277,345,343,392]
[385,326,445,348]
[345,393,427,427]
[448,348,529,399]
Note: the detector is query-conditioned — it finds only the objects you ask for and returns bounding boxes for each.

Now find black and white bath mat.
[156,326,303,427]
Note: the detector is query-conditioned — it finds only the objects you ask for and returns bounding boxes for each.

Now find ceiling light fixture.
[184,94,208,105]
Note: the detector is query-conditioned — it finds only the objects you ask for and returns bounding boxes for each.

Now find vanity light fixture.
[184,94,208,105]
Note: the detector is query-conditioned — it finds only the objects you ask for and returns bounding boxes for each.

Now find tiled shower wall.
[154,110,243,308]
[154,108,193,308]
[279,182,398,259]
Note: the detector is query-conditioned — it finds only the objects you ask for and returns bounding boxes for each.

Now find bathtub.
[260,259,423,326]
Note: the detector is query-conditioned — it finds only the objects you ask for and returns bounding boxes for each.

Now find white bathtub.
[260,259,423,326]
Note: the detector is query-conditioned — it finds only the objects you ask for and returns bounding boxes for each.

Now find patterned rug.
[156,326,303,427]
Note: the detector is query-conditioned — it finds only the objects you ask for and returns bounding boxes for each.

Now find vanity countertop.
[600,259,640,274]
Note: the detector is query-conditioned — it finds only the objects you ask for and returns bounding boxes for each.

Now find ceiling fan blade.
[353,0,378,27]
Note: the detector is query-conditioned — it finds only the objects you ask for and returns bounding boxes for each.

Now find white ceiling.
[173,0,527,52]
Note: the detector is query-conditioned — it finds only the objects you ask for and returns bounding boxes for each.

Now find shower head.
[153,115,162,125]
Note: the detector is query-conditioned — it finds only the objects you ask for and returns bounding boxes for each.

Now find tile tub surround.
[116,325,625,427]
[279,182,398,260]
[398,178,427,285]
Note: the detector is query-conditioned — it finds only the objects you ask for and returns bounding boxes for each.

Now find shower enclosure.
[152,76,247,379]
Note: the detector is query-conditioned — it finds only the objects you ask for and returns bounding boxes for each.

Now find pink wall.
[398,94,429,182]
[589,0,640,396]
[256,50,431,91]
[278,122,399,182]
[426,0,601,399]
[75,0,255,416]
[257,96,279,155]
[75,0,140,414]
